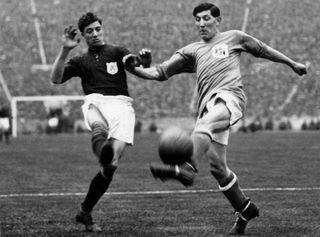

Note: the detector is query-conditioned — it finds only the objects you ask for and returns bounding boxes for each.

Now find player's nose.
[199,19,205,27]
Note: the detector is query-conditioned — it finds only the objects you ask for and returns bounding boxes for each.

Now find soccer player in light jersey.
[124,2,307,235]
[50,12,151,232]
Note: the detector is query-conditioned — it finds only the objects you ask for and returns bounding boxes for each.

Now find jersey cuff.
[156,66,169,81]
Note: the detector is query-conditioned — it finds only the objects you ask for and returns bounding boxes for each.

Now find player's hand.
[123,54,139,71]
[292,61,309,76]
[139,48,152,68]
[62,25,80,49]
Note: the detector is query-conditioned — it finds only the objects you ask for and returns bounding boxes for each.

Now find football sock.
[81,168,115,213]
[218,172,249,212]
[91,122,109,158]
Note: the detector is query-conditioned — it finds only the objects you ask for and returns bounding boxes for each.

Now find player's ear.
[215,16,222,26]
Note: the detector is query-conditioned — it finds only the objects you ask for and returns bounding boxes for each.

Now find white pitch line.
[1,187,320,198]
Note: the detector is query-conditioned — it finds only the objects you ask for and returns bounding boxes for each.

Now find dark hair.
[78,12,102,33]
[192,3,220,17]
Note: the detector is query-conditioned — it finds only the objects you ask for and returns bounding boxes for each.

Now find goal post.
[30,0,52,72]
[11,95,85,137]
[0,69,12,102]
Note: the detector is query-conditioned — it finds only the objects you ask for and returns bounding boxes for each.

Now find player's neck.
[202,31,220,43]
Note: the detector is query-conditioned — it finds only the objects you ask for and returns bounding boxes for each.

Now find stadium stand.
[0,0,319,134]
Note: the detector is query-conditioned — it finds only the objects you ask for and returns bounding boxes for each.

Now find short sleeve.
[175,44,197,73]
[61,56,82,83]
[238,31,268,57]
[157,51,196,81]
[117,45,131,58]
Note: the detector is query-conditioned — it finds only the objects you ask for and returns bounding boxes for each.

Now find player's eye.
[95,27,101,32]
[86,28,93,34]
[195,17,201,22]
[203,16,211,21]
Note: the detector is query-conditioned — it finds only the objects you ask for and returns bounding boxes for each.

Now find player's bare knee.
[111,142,126,163]
[103,150,123,166]
[111,155,121,167]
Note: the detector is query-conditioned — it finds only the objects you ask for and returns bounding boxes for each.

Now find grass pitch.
[0,131,319,236]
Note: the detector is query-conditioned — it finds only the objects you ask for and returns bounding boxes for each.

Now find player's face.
[195,10,221,42]
[82,21,104,47]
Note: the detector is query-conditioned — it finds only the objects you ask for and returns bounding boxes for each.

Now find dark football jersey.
[61,44,130,96]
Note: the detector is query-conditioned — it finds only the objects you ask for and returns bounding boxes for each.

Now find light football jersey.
[176,30,260,116]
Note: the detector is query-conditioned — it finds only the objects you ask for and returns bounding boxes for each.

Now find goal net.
[11,95,86,137]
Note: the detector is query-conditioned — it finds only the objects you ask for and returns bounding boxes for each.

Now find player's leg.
[1,118,10,144]
[200,98,259,234]
[4,131,9,144]
[88,104,114,164]
[76,104,114,232]
[108,139,127,166]
[78,139,127,215]
[77,141,128,233]
[207,142,259,235]
[0,127,3,142]
[191,100,231,166]
[77,98,134,232]
[0,120,6,143]
[150,101,231,186]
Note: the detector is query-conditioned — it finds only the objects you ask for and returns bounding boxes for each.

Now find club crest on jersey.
[212,44,229,59]
[106,62,118,75]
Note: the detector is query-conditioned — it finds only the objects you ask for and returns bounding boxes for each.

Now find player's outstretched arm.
[123,54,163,81]
[242,34,308,76]
[50,25,80,84]
[259,45,308,76]
[123,53,190,81]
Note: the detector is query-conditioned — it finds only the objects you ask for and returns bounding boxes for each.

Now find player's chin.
[199,33,209,41]
[90,39,103,46]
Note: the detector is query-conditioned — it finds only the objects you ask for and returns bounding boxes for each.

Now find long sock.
[81,168,115,213]
[219,172,249,211]
[91,122,108,158]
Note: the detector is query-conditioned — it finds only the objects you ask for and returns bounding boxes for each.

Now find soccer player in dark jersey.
[50,12,151,232]
[124,3,308,235]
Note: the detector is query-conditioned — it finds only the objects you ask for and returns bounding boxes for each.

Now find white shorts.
[0,118,10,131]
[195,92,243,145]
[82,94,135,145]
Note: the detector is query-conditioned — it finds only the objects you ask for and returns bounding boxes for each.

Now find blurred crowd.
[0,0,319,133]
